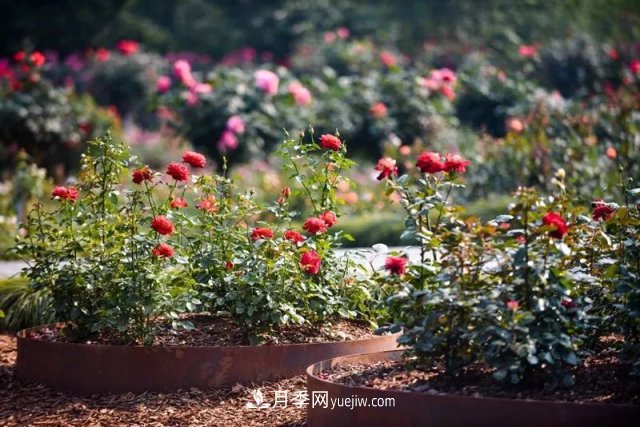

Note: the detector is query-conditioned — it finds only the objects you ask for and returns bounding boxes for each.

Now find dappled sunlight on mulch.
[0,335,307,426]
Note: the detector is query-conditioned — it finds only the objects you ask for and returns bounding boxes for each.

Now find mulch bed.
[25,314,377,346]
[320,343,640,405]
[0,334,308,426]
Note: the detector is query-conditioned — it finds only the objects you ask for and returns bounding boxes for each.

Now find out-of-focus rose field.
[1,1,639,426]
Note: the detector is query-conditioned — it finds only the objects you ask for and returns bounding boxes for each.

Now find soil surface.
[24,314,377,346]
[0,334,307,426]
[320,338,640,405]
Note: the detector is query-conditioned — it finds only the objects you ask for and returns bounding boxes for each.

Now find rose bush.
[375,147,640,387]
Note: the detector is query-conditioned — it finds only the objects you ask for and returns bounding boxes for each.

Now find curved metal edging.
[306,350,640,427]
[15,324,399,395]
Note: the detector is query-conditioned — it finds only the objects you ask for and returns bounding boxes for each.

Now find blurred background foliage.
[2,0,639,58]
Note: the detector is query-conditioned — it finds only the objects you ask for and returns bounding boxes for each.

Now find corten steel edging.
[306,350,640,427]
[16,324,400,395]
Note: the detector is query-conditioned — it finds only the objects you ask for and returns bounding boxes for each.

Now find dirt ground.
[0,334,307,426]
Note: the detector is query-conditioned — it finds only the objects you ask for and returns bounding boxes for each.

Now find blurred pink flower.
[173,59,196,88]
[518,44,538,57]
[193,83,212,94]
[379,51,397,67]
[218,130,239,152]
[336,27,350,39]
[370,102,387,118]
[324,32,337,43]
[184,91,198,106]
[226,115,246,134]
[629,59,640,74]
[255,69,279,95]
[95,48,110,62]
[156,76,171,93]
[288,81,312,105]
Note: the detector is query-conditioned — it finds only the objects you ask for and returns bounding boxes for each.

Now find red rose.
[116,40,139,56]
[251,227,274,241]
[542,212,568,239]
[384,256,407,275]
[281,187,291,198]
[374,157,398,180]
[13,51,25,63]
[30,51,45,67]
[196,195,218,213]
[182,150,206,168]
[284,230,305,244]
[132,166,153,184]
[170,197,188,209]
[506,300,519,311]
[443,153,471,174]
[225,261,234,270]
[320,211,337,228]
[370,102,388,118]
[66,187,78,202]
[592,200,616,221]
[152,243,174,258]
[95,48,110,62]
[319,134,342,151]
[561,298,576,309]
[51,186,78,202]
[166,162,190,181]
[300,250,321,275]
[151,216,174,235]
[303,217,328,234]
[416,151,445,174]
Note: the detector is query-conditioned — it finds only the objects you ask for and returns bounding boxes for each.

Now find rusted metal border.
[15,324,399,395]
[306,350,640,427]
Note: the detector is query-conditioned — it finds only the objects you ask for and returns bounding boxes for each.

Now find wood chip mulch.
[27,315,376,347]
[320,346,640,405]
[0,334,308,426]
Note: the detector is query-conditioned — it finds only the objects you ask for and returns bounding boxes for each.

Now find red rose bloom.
[170,197,188,209]
[116,40,139,56]
[225,261,234,270]
[182,151,206,168]
[66,187,78,202]
[13,51,25,63]
[132,166,153,184]
[284,230,305,244]
[303,217,328,234]
[30,51,45,67]
[443,153,471,174]
[300,250,321,275]
[166,162,190,181]
[416,152,445,174]
[151,216,174,235]
[542,212,568,239]
[592,200,616,221]
[196,195,218,213]
[319,134,342,151]
[320,211,337,228]
[561,298,576,309]
[152,243,174,258]
[51,186,78,202]
[251,227,274,241]
[384,256,407,275]
[374,157,398,180]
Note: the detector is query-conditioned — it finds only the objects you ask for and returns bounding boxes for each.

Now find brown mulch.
[321,344,640,405]
[0,334,308,426]
[26,314,376,347]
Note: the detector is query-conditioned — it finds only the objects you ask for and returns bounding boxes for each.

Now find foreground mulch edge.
[1,334,308,426]
[305,350,640,427]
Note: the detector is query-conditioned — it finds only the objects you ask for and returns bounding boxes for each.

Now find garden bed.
[1,334,306,426]
[306,350,640,427]
[16,321,398,395]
